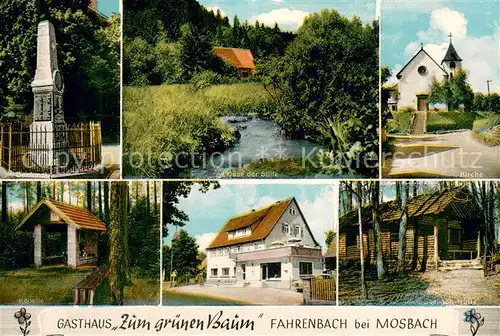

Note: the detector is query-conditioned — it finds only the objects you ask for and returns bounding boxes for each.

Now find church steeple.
[441,33,462,76]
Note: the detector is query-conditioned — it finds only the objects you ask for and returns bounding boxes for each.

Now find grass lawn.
[0,266,91,305]
[339,266,443,306]
[94,277,160,305]
[426,110,479,132]
[163,289,243,306]
[387,110,412,133]
[123,83,273,177]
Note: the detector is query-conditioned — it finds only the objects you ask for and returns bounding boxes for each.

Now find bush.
[190,71,223,91]
[472,114,500,133]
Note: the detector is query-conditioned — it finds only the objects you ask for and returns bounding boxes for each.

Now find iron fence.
[0,122,102,175]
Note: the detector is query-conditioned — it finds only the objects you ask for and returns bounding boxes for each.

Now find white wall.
[398,50,448,109]
[264,200,319,248]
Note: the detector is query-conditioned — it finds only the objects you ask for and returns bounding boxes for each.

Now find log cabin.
[339,187,482,270]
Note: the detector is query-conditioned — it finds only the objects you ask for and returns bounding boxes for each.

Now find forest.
[0,181,160,305]
[0,0,120,142]
[338,181,500,305]
[123,0,379,178]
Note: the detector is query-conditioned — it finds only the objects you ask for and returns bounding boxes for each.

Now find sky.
[382,0,500,92]
[166,182,337,252]
[200,0,377,30]
[97,0,120,17]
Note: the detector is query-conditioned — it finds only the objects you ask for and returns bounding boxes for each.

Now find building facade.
[206,198,324,289]
[395,37,463,111]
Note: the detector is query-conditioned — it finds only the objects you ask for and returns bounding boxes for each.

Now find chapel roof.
[396,47,447,80]
[442,41,462,62]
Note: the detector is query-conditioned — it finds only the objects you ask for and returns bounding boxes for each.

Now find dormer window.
[228,227,251,239]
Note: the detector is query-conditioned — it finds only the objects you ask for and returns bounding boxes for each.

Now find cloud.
[250,8,309,28]
[195,232,217,253]
[401,7,499,92]
[271,0,284,3]
[207,6,227,17]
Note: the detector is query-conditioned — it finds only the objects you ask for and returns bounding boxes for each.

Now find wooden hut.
[213,47,256,77]
[339,187,482,270]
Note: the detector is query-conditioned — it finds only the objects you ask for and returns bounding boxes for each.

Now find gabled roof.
[396,47,447,79]
[213,47,256,70]
[340,187,481,229]
[207,197,320,249]
[442,42,462,62]
[16,200,106,231]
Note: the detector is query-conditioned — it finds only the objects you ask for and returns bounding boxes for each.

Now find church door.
[417,96,428,111]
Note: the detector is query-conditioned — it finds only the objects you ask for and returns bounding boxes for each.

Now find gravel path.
[165,284,303,305]
[421,269,500,305]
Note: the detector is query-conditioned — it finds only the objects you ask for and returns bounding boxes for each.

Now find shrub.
[473,114,500,133]
[190,70,223,91]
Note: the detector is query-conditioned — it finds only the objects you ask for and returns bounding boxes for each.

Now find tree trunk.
[397,182,410,275]
[396,181,401,207]
[60,182,64,202]
[86,181,92,211]
[371,182,386,280]
[355,182,368,300]
[2,182,7,223]
[109,182,130,305]
[146,181,151,215]
[36,182,42,202]
[99,182,103,220]
[104,182,110,225]
[153,181,158,216]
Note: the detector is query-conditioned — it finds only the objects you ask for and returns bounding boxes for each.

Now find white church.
[389,34,463,112]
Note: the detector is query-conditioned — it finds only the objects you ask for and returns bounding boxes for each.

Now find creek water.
[189,116,324,178]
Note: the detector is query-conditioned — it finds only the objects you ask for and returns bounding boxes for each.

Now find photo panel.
[162,180,337,306]
[0,181,161,306]
[123,0,379,179]
[0,2,121,179]
[338,180,500,306]
[381,0,500,178]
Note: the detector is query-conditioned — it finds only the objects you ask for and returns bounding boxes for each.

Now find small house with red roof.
[213,47,256,77]
[205,197,323,289]
[16,200,106,268]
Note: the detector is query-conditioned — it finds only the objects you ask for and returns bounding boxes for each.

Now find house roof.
[213,47,256,70]
[340,187,480,229]
[442,42,462,62]
[16,200,106,231]
[396,47,447,79]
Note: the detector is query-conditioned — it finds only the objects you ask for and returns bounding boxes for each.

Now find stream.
[189,115,324,178]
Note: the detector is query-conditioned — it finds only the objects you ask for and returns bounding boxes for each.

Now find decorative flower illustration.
[463,309,484,336]
[14,307,32,336]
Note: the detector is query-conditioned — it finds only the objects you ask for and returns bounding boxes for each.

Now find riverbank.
[164,284,303,305]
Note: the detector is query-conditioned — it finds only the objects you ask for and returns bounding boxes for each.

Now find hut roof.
[340,187,480,229]
[213,47,256,70]
[324,239,337,258]
[16,200,106,231]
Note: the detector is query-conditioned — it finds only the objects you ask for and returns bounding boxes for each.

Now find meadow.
[123,83,274,177]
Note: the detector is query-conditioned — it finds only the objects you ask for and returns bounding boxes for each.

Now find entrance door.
[417,96,428,111]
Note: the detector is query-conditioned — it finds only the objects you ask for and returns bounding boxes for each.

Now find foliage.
[387,107,414,133]
[472,114,500,146]
[0,1,119,139]
[123,84,273,177]
[380,66,393,128]
[163,229,200,280]
[429,69,474,112]
[0,215,33,270]
[473,92,500,114]
[325,230,335,247]
[128,199,160,278]
[258,10,379,177]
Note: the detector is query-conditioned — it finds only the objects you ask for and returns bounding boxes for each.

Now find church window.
[417,66,427,76]
[449,61,456,69]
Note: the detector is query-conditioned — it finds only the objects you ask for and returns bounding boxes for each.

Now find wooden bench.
[72,265,109,305]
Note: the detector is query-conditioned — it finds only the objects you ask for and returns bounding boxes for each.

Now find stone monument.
[30,20,68,168]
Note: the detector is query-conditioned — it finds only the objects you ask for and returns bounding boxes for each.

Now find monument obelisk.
[30,20,68,169]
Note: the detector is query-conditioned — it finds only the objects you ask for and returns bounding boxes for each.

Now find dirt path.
[385,131,500,178]
[421,269,499,305]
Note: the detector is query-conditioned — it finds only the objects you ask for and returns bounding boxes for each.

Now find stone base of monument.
[28,122,69,170]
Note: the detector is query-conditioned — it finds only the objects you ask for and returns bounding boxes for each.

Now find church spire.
[442,32,462,62]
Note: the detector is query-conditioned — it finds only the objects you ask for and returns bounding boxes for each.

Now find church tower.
[441,33,462,77]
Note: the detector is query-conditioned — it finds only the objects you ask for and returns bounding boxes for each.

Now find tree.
[430,69,474,111]
[1,182,7,222]
[164,229,200,281]
[259,10,378,176]
[86,181,92,211]
[370,181,386,280]
[396,181,410,275]
[325,230,335,247]
[108,182,130,305]
[104,181,110,225]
